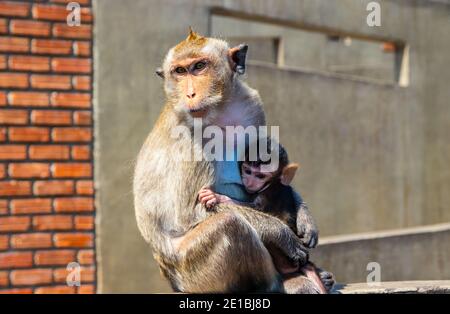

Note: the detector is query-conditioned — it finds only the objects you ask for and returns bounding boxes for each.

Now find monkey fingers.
[198,188,215,201]
[205,198,217,209]
[301,229,319,248]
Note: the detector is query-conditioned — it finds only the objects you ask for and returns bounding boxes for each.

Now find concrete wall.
[94,0,450,292]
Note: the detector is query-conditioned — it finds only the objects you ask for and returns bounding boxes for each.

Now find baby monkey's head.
[240,138,299,194]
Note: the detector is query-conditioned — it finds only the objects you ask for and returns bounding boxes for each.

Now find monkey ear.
[280,163,299,186]
[155,67,164,79]
[229,44,248,75]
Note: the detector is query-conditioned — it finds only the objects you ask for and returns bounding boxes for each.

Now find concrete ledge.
[331,280,450,294]
[311,223,450,283]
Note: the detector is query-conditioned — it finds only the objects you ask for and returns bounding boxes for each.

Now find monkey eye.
[193,61,206,70]
[255,173,267,179]
[174,67,187,74]
[244,169,252,175]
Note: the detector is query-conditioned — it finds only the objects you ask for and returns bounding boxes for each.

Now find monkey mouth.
[188,106,207,113]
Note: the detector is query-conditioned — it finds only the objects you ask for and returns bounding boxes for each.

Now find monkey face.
[241,163,275,193]
[158,30,248,120]
[169,56,225,117]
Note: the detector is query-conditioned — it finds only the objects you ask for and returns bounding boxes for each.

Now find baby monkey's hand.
[198,187,232,210]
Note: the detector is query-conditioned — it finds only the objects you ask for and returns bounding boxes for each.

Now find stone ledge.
[331,280,450,294]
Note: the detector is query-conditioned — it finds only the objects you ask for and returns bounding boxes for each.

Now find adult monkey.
[134,29,327,293]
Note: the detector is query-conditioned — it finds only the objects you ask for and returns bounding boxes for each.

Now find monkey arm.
[221,205,309,267]
[295,199,319,248]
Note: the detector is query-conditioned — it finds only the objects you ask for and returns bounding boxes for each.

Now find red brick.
[10,20,51,37]
[10,269,52,285]
[50,0,91,5]
[33,180,74,196]
[53,23,91,39]
[53,266,94,283]
[73,41,90,57]
[35,250,75,266]
[11,198,52,215]
[9,55,50,72]
[72,76,90,90]
[0,128,5,141]
[9,92,49,107]
[52,127,91,142]
[0,271,8,287]
[0,92,6,105]
[33,4,92,23]
[0,251,32,268]
[76,180,93,195]
[11,233,52,249]
[0,109,28,125]
[8,163,50,178]
[32,39,71,55]
[54,233,93,248]
[9,127,49,142]
[78,285,94,294]
[0,145,27,160]
[0,216,30,232]
[0,19,6,34]
[80,266,95,283]
[0,2,30,18]
[31,110,71,125]
[51,92,90,108]
[35,286,76,294]
[0,288,32,294]
[0,181,31,196]
[0,235,8,250]
[0,73,29,88]
[31,74,71,90]
[74,215,93,230]
[33,215,72,231]
[29,145,70,160]
[73,111,91,125]
[0,200,7,214]
[72,145,90,160]
[55,198,93,213]
[0,36,29,52]
[52,163,91,178]
[77,249,93,265]
[0,55,7,69]
[51,58,91,73]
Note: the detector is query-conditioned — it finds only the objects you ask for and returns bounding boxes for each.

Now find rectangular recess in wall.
[210,9,408,86]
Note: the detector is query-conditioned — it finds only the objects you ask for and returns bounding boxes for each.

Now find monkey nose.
[186,92,196,99]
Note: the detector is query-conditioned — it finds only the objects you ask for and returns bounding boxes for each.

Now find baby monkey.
[198,138,334,293]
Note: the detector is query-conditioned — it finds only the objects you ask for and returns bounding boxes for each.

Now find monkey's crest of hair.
[174,28,210,55]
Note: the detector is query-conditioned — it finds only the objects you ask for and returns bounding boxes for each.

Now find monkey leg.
[267,246,332,294]
[283,273,322,294]
[174,211,283,293]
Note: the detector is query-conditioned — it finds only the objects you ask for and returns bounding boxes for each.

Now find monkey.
[198,138,334,293]
[134,29,329,293]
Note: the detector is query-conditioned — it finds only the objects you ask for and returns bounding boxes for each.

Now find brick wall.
[0,0,95,294]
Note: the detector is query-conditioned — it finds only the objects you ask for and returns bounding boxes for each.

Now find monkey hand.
[276,228,309,267]
[296,202,319,248]
[198,188,233,210]
[297,226,319,249]
[287,239,309,268]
